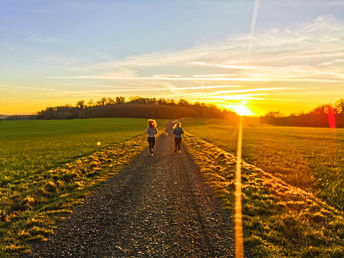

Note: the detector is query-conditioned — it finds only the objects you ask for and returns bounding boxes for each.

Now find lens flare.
[328,106,336,129]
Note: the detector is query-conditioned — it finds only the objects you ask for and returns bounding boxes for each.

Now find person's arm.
[146,127,149,134]
[155,127,158,134]
[181,128,184,135]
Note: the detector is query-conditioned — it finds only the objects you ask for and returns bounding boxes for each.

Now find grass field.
[0,118,167,255]
[182,118,344,211]
[184,133,344,257]
[0,118,164,182]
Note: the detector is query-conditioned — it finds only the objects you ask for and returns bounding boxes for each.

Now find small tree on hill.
[335,99,344,115]
[116,96,125,104]
[76,100,85,109]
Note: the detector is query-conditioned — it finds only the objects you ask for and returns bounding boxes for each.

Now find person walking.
[146,119,158,156]
[173,122,184,153]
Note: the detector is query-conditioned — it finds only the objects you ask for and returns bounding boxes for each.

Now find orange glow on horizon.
[0,96,334,118]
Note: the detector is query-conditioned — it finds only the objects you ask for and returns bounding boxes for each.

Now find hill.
[35,97,238,120]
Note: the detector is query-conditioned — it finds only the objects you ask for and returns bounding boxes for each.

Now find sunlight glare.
[230,104,253,116]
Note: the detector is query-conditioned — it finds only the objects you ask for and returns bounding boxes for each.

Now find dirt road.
[28,126,234,257]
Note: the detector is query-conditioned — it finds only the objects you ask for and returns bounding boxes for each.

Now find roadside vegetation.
[0,118,167,256]
[184,133,344,257]
[183,118,344,211]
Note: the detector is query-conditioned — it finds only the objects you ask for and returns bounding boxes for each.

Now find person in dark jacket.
[173,122,184,153]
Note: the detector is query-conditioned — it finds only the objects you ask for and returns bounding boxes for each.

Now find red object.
[328,106,336,129]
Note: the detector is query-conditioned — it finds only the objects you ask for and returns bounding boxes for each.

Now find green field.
[0,118,167,255]
[183,118,344,211]
[2,117,343,256]
[0,118,166,182]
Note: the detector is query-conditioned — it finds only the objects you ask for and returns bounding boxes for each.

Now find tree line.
[261,99,344,128]
[34,96,238,120]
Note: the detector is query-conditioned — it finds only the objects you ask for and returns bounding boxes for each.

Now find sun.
[230,104,253,116]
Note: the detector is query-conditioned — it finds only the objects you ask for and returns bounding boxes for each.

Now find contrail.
[250,0,260,35]
[248,0,260,58]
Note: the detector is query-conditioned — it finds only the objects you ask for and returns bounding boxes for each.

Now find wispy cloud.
[54,16,344,83]
[191,87,296,96]
[279,0,344,6]
[15,84,244,97]
[49,16,344,112]
[25,34,68,44]
[50,75,270,81]
[15,85,170,97]
[197,94,266,101]
[188,61,256,70]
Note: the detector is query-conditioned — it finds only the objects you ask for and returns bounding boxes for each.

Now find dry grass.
[182,118,344,211]
[184,133,344,257]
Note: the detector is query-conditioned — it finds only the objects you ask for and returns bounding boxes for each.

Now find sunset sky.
[1,0,343,116]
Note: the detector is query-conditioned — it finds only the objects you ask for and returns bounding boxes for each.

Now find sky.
[1,0,344,116]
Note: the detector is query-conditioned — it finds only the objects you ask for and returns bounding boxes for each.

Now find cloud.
[25,34,67,44]
[15,84,243,98]
[51,16,344,105]
[196,94,266,101]
[15,85,171,97]
[279,0,344,6]
[194,87,296,96]
[188,61,255,70]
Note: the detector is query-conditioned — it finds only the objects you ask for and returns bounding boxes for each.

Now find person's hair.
[147,119,157,127]
[173,122,181,129]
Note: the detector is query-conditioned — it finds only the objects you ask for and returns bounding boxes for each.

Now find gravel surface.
[26,126,234,257]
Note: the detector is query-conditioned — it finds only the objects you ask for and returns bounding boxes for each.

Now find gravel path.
[27,126,234,257]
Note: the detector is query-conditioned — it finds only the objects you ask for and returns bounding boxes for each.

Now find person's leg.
[174,138,178,152]
[152,137,155,149]
[178,138,182,151]
[148,137,153,153]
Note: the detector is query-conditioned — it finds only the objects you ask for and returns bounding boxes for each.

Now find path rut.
[27,126,234,257]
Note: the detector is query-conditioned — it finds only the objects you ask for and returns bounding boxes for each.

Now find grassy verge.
[0,134,149,256]
[184,133,344,257]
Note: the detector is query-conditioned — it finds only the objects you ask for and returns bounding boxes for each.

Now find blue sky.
[1,0,344,115]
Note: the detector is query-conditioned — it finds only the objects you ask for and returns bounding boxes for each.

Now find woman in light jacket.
[146,119,158,156]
